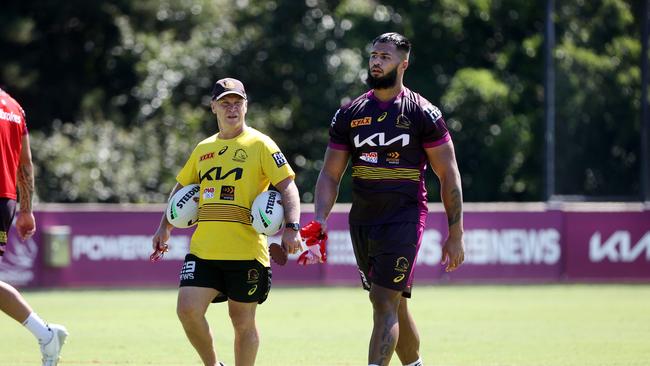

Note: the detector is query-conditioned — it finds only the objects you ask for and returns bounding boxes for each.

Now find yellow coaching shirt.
[176,127,295,266]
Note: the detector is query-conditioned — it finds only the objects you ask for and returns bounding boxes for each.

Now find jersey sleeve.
[260,138,295,186]
[420,99,451,148]
[176,147,199,186]
[328,107,351,151]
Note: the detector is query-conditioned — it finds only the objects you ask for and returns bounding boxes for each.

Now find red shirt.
[0,88,28,200]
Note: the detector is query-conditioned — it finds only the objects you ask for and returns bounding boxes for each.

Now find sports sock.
[22,312,53,344]
[404,358,423,366]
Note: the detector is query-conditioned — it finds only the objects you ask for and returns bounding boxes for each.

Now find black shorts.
[0,198,17,257]
[350,221,424,298]
[178,254,272,304]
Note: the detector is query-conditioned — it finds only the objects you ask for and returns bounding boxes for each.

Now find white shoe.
[40,324,68,366]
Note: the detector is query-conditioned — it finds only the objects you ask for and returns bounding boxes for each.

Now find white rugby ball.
[250,190,284,235]
[166,184,200,228]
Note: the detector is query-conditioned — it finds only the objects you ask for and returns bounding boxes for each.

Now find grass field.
[1,285,649,365]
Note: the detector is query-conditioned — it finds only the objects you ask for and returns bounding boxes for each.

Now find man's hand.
[15,211,35,241]
[281,227,302,255]
[441,235,464,272]
[150,225,171,262]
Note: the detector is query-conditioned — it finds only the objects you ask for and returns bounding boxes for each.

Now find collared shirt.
[329,88,450,225]
[176,127,294,266]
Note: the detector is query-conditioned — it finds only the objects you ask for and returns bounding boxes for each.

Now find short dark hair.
[372,32,411,54]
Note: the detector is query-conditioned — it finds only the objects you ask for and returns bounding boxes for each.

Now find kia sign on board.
[564,211,650,280]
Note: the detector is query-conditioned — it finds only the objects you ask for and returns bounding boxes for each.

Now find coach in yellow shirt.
[152,78,302,366]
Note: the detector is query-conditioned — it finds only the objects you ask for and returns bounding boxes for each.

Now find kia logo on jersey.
[353,133,410,147]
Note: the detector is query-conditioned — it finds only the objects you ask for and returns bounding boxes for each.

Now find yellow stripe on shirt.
[351,166,420,182]
[198,203,252,225]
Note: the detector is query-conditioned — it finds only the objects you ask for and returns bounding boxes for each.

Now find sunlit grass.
[1,285,649,365]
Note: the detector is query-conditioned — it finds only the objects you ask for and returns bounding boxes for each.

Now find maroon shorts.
[0,198,17,256]
[350,221,425,298]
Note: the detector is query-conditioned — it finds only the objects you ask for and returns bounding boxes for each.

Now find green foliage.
[442,68,535,200]
[555,0,641,197]
[0,0,644,202]
[31,118,204,203]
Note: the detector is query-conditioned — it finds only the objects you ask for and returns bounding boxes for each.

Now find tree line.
[0,0,644,203]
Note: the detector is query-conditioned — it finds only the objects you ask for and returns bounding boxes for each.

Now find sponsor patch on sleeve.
[272,152,287,168]
[424,104,443,124]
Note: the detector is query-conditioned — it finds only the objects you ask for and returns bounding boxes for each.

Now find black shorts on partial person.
[179,254,272,304]
[0,198,17,257]
[350,221,423,298]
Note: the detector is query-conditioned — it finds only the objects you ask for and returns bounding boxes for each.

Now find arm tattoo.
[16,164,34,212]
[447,187,462,227]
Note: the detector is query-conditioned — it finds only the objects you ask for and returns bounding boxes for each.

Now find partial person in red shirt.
[0,87,68,366]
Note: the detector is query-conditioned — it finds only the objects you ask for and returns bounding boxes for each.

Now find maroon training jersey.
[0,88,28,200]
[329,88,450,225]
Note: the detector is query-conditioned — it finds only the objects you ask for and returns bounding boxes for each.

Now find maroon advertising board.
[564,211,650,281]
[0,204,648,288]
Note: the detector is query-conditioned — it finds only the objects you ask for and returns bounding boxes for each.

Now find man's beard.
[366,66,398,89]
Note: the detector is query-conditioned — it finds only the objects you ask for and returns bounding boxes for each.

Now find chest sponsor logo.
[351,117,372,128]
[199,167,243,183]
[359,152,378,164]
[203,187,215,199]
[218,146,228,155]
[220,186,235,201]
[0,108,21,124]
[396,114,411,129]
[377,112,388,122]
[200,152,215,161]
[354,133,410,147]
[272,152,287,167]
[386,152,400,164]
[233,149,248,162]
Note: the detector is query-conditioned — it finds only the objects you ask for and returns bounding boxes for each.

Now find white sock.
[22,312,53,344]
[404,358,423,366]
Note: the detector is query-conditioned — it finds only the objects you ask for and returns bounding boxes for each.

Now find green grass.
[1,285,649,365]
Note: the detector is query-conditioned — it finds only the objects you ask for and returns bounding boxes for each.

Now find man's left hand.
[281,228,302,255]
[441,236,464,272]
[15,211,36,241]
